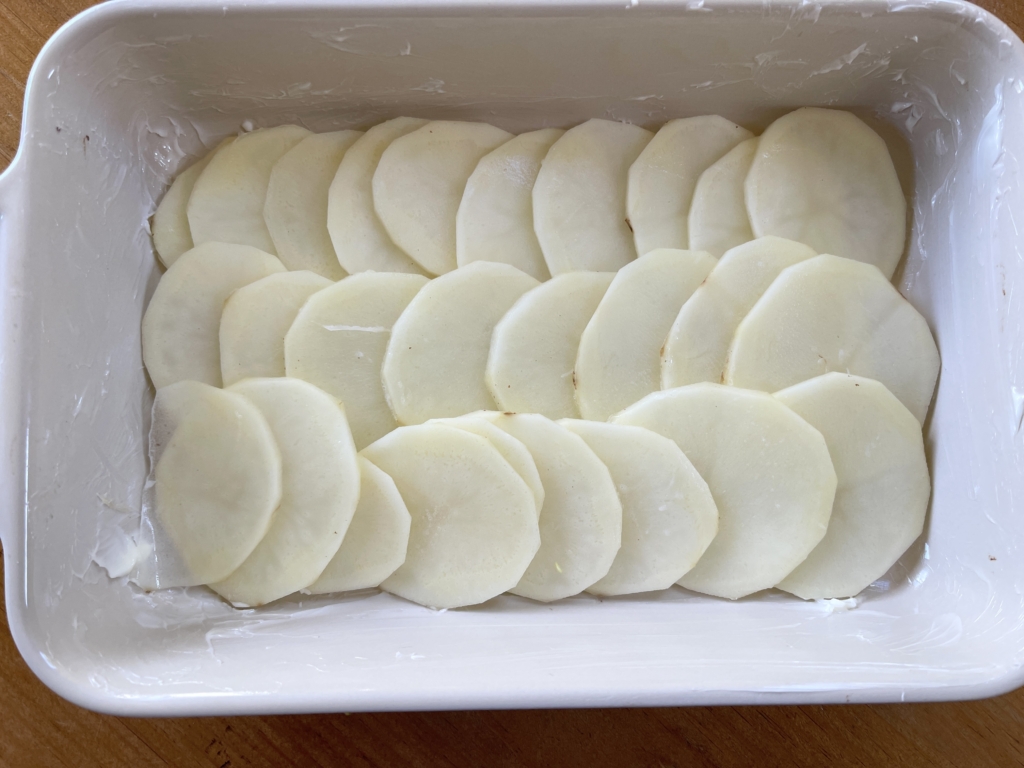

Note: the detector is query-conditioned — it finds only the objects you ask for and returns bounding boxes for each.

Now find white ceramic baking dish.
[1,0,1023,716]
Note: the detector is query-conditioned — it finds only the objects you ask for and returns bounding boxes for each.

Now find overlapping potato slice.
[533,119,653,274]
[560,420,718,596]
[487,271,614,419]
[264,130,362,278]
[327,117,429,274]
[456,128,563,280]
[661,237,817,388]
[688,137,758,257]
[725,254,939,423]
[627,116,752,256]
[774,374,930,599]
[188,124,310,253]
[210,378,360,607]
[383,261,539,424]
[284,272,429,449]
[615,383,836,599]
[374,120,513,275]
[575,248,716,421]
[745,108,906,278]
[152,136,234,268]
[220,270,333,386]
[365,424,540,609]
[153,381,283,585]
[306,457,412,595]
[142,242,285,388]
[483,412,622,602]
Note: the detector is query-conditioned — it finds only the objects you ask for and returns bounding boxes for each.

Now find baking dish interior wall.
[10,4,1024,706]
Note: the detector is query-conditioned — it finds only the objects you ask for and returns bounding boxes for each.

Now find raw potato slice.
[661,236,817,388]
[725,254,940,423]
[188,124,311,253]
[142,242,286,389]
[627,116,753,256]
[152,161,206,268]
[431,415,544,515]
[220,270,333,386]
[688,137,758,257]
[746,108,906,278]
[614,383,837,599]
[365,424,540,609]
[154,383,283,584]
[284,272,429,449]
[152,137,234,268]
[456,128,564,280]
[210,378,360,607]
[487,272,614,419]
[574,249,716,421]
[145,382,282,587]
[484,412,622,602]
[383,262,539,425]
[560,420,718,596]
[327,117,428,275]
[374,120,513,275]
[774,374,930,599]
[264,130,362,279]
[306,457,412,595]
[533,119,653,274]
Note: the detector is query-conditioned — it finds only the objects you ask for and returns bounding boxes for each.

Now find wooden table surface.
[2,1,1024,766]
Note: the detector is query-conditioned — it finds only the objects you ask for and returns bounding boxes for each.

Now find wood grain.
[2,2,1024,766]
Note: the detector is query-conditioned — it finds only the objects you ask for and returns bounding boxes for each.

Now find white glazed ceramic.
[1,0,1023,715]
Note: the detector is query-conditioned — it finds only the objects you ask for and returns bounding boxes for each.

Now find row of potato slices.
[155,373,928,610]
[142,236,940,453]
[152,108,906,283]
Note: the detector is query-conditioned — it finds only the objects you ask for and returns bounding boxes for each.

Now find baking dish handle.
[0,155,26,549]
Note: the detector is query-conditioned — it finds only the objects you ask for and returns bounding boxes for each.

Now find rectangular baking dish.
[1,0,1023,716]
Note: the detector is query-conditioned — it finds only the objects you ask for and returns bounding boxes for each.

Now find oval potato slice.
[306,457,412,595]
[774,373,930,599]
[688,137,758,257]
[661,236,817,388]
[575,248,716,421]
[145,382,269,588]
[142,242,286,389]
[188,124,311,253]
[264,130,362,279]
[374,120,513,275]
[745,108,906,278]
[487,271,614,419]
[533,119,653,274]
[366,424,540,609]
[326,117,429,275]
[725,254,940,423]
[456,128,564,280]
[284,272,429,449]
[154,384,283,585]
[430,415,544,515]
[152,136,234,268]
[220,270,333,386]
[383,262,539,425]
[210,378,360,607]
[627,116,752,256]
[614,383,836,599]
[560,419,718,596]
[483,412,622,602]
